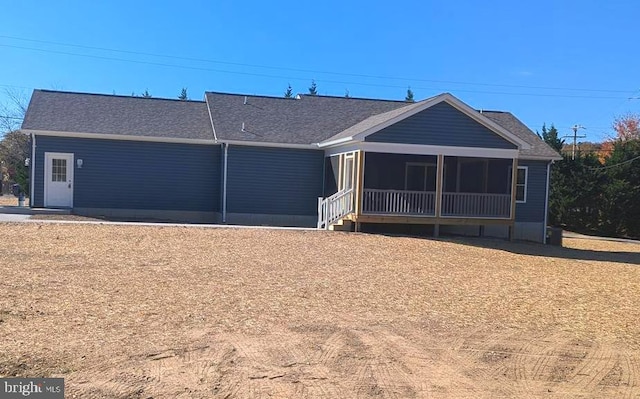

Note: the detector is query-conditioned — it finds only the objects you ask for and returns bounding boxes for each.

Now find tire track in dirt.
[314,328,349,366]
[489,336,541,399]
[62,328,640,398]
[68,341,244,398]
[509,337,534,395]
[223,336,287,398]
[388,327,526,398]
[608,350,640,399]
[68,370,156,399]
[528,334,573,383]
[507,332,574,397]
[445,329,522,398]
[568,341,618,393]
[359,329,433,398]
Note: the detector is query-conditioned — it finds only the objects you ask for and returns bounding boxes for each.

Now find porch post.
[354,150,365,232]
[509,158,518,240]
[434,154,445,237]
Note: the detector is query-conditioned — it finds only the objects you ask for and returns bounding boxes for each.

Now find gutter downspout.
[543,161,552,244]
[30,133,35,207]
[222,143,228,223]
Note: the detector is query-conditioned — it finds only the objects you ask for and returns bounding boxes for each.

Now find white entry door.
[44,152,74,208]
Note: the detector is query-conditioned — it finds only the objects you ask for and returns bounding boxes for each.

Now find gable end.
[365,102,518,149]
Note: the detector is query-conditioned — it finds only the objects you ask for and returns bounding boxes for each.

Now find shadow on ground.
[449,236,640,266]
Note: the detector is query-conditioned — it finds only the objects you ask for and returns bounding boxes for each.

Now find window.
[515,166,527,203]
[51,158,67,182]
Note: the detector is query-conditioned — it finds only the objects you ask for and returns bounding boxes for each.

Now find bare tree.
[0,88,28,134]
[0,89,30,195]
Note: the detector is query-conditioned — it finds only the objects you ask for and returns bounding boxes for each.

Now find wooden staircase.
[317,188,354,230]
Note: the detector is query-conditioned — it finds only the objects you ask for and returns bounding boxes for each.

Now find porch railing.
[441,193,511,218]
[317,188,354,229]
[361,189,511,219]
[362,189,436,215]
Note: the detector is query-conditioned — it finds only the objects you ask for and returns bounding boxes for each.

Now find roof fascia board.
[23,129,219,145]
[219,139,319,150]
[324,141,519,159]
[25,130,321,150]
[519,154,563,161]
[318,136,355,148]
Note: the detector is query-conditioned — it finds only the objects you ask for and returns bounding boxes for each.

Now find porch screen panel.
[459,160,484,193]
[406,165,426,191]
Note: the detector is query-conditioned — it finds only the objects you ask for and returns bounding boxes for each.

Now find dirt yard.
[1,223,639,398]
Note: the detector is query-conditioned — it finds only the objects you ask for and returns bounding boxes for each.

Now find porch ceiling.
[323,142,519,159]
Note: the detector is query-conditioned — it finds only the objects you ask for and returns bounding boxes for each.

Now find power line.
[0,115,23,120]
[0,83,32,90]
[0,34,634,94]
[589,154,640,171]
[0,43,633,100]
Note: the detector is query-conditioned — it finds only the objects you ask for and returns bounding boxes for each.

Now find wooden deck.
[345,213,514,226]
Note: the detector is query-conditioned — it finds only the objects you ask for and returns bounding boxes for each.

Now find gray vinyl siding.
[226,145,324,216]
[366,102,517,149]
[33,136,220,211]
[515,160,549,223]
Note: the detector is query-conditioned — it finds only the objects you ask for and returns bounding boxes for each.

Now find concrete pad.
[0,214,31,222]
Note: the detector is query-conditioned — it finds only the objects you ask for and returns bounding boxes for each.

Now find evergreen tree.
[600,139,640,237]
[405,87,415,102]
[141,89,152,98]
[178,88,188,100]
[537,123,564,152]
[548,153,603,230]
[308,80,318,96]
[284,84,293,98]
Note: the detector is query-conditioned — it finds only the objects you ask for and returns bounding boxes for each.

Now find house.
[21,89,561,242]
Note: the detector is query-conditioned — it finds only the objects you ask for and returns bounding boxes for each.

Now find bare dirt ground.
[1,223,639,398]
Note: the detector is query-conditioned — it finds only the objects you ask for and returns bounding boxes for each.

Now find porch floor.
[346,213,514,226]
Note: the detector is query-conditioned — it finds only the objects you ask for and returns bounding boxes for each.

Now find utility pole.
[562,125,586,160]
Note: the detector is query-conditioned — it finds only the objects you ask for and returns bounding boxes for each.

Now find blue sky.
[1,0,638,141]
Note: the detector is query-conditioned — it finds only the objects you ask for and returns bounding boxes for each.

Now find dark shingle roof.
[22,90,214,140]
[205,92,408,144]
[22,89,560,160]
[481,111,561,159]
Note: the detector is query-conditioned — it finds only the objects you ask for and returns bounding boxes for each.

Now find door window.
[52,159,67,182]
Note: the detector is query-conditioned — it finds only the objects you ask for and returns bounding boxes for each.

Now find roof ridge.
[297,93,409,103]
[206,91,417,103]
[36,89,206,103]
[477,109,509,114]
[205,91,297,101]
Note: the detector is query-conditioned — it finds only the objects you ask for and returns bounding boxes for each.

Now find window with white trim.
[51,158,67,182]
[515,166,527,203]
